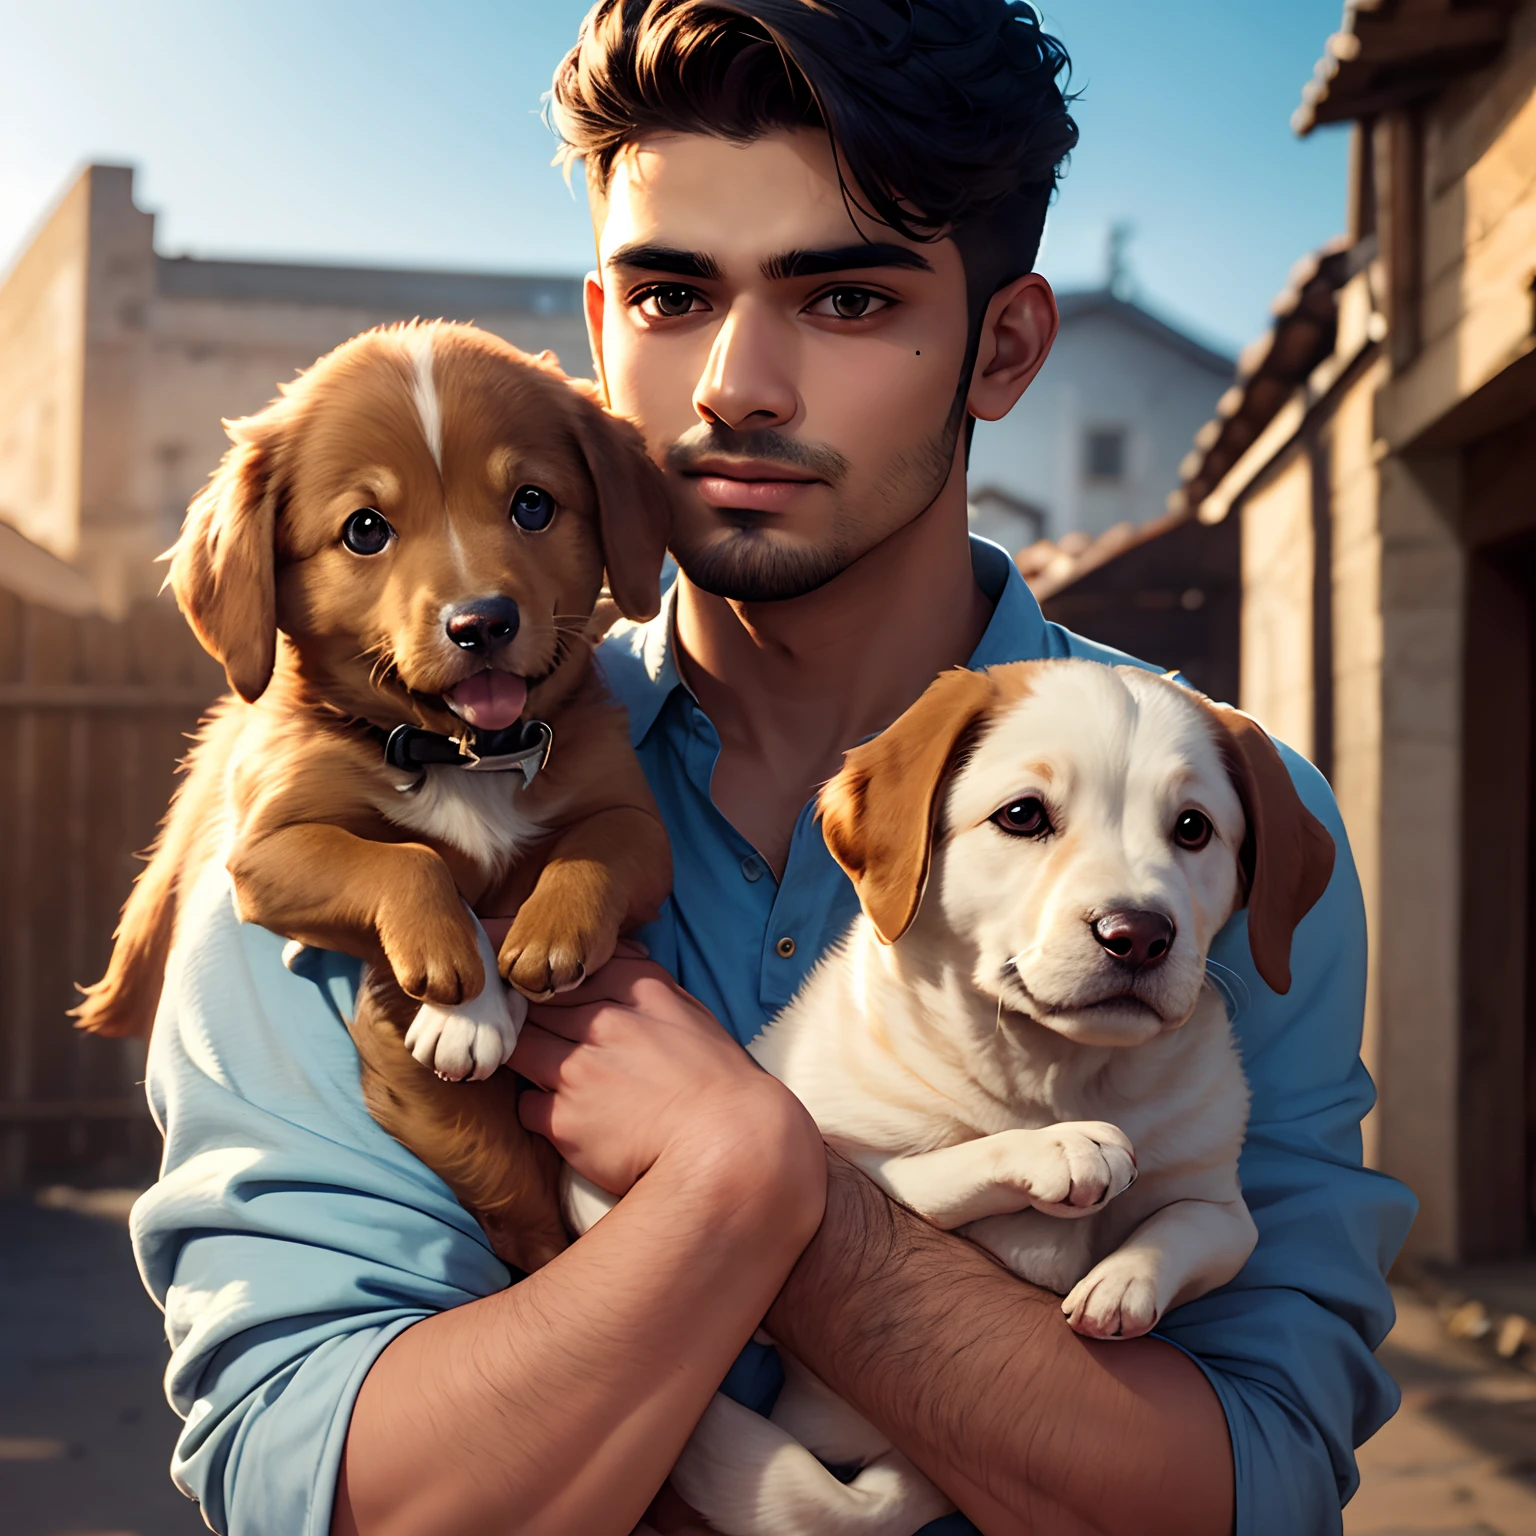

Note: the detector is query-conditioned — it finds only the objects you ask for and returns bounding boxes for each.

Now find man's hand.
[512,947,819,1203]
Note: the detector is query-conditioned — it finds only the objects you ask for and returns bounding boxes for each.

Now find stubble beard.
[669,411,964,604]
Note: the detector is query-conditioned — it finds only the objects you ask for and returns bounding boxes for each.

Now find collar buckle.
[385,718,554,789]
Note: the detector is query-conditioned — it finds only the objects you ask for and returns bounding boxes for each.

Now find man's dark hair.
[550,0,1078,316]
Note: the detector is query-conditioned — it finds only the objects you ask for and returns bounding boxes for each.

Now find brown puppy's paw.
[498,898,619,1000]
[379,899,485,1005]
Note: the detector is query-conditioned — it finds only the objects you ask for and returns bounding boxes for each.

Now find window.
[1083,427,1128,485]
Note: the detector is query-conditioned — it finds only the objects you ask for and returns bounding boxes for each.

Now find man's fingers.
[508,1020,580,1087]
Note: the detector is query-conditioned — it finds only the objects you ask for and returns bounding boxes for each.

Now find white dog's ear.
[1206,702,1336,995]
[820,667,999,945]
[167,403,288,703]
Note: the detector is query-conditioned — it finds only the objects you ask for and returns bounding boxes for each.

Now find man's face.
[587,129,973,602]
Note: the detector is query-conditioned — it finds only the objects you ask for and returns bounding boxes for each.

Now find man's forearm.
[334,1129,823,1536]
[766,1156,1235,1536]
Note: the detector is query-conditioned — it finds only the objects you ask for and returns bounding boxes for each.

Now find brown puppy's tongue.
[444,671,528,731]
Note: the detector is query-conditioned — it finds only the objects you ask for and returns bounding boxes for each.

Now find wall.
[0,169,89,560]
[0,561,221,1189]
[1240,451,1316,757]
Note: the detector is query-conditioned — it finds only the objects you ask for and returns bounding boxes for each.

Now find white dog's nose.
[1091,909,1174,968]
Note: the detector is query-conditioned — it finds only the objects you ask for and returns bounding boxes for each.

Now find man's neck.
[672,463,992,872]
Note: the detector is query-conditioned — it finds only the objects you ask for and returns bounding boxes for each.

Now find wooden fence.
[0,582,221,1188]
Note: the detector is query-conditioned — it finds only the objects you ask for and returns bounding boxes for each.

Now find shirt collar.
[615,535,1048,749]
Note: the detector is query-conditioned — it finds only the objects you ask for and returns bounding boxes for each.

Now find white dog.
[570,658,1335,1536]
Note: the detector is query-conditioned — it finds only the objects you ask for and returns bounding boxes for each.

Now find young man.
[132,4,1415,1534]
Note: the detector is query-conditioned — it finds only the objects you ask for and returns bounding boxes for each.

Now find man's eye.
[809,288,889,321]
[636,285,704,319]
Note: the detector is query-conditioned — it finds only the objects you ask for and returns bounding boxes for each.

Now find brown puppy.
[75,321,673,1271]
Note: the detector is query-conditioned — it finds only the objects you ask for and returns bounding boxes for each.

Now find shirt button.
[776,936,796,959]
[741,856,762,882]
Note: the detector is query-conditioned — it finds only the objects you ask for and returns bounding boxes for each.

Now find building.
[0,164,591,619]
[969,286,1234,543]
[1174,0,1536,1263]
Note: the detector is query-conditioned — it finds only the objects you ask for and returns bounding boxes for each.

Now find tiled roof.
[1294,0,1512,135]
[1168,238,1375,519]
[1016,513,1186,602]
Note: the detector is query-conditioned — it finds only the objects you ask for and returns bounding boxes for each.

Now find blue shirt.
[132,537,1415,1536]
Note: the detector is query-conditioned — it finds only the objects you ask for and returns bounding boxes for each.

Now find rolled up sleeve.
[130,866,510,1536]
[1156,744,1416,1536]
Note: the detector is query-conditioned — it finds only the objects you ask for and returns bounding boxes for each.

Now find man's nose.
[445,597,520,655]
[1090,909,1175,969]
[693,302,798,431]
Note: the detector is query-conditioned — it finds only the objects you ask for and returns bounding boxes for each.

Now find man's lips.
[443,671,527,731]
[685,460,821,514]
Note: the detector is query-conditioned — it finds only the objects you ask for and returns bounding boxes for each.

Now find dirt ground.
[1345,1285,1536,1536]
[4,1189,1536,1536]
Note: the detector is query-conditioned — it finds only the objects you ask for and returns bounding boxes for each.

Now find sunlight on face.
[588,129,972,601]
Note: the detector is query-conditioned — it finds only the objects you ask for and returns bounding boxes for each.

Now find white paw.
[561,1169,618,1237]
[404,986,525,1081]
[1062,1254,1163,1339]
[403,918,526,1081]
[997,1121,1137,1217]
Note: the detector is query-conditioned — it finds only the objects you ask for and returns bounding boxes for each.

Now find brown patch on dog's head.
[820,666,1014,944]
[167,323,675,723]
[1196,697,1335,994]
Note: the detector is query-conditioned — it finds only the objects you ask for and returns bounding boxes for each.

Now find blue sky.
[2,0,1350,353]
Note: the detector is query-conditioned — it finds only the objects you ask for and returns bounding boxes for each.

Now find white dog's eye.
[1173,810,1213,851]
[991,797,1052,839]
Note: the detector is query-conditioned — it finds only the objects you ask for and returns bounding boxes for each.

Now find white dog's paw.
[405,985,526,1081]
[1062,1253,1163,1339]
[994,1121,1137,1217]
[561,1169,618,1237]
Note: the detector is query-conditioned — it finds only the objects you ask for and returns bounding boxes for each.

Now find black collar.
[383,718,553,788]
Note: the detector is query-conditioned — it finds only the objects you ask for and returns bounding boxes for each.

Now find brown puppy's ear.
[1205,701,1336,995]
[820,667,999,945]
[564,387,673,622]
[167,411,283,702]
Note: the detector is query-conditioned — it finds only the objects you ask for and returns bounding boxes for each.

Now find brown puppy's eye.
[1173,810,1213,851]
[510,485,556,532]
[991,798,1052,839]
[342,508,394,555]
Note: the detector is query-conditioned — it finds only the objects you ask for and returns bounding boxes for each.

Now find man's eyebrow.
[762,244,934,280]
[606,243,722,281]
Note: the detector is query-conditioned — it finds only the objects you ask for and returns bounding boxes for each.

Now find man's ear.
[583,271,610,407]
[819,667,999,945]
[1205,701,1336,995]
[167,408,285,702]
[564,384,673,622]
[968,273,1058,424]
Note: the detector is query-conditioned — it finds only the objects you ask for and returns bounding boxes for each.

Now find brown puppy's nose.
[1091,909,1175,968]
[446,597,520,655]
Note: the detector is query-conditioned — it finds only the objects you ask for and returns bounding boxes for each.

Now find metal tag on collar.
[460,719,554,787]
